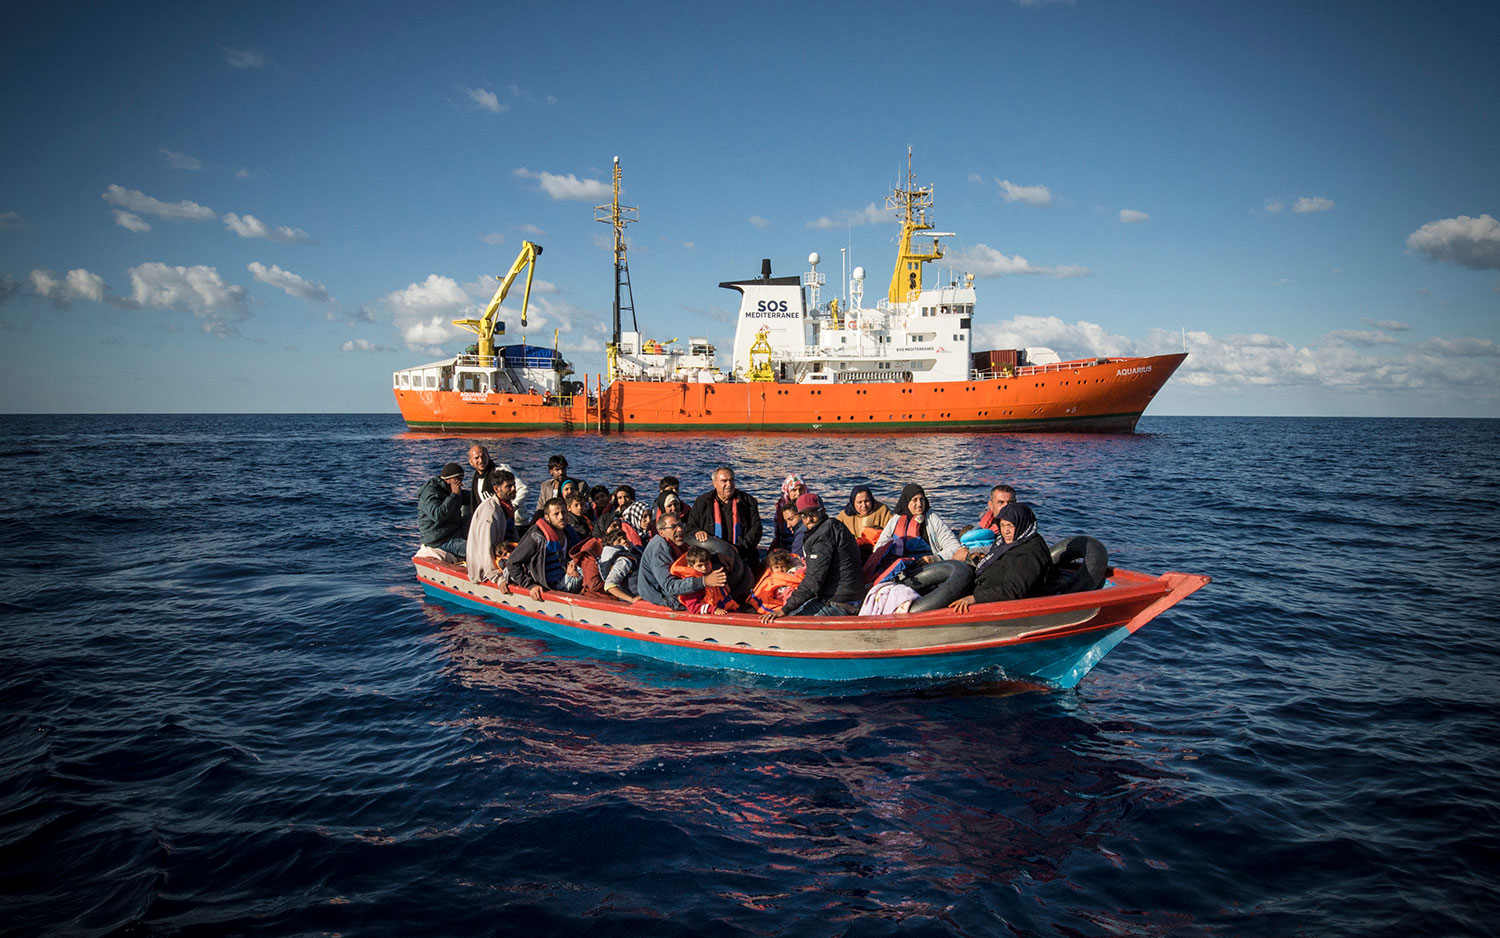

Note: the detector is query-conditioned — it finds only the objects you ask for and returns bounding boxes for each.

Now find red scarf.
[713,497,741,543]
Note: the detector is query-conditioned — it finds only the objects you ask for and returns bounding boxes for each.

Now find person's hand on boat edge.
[760,607,784,624]
[528,585,545,601]
[948,595,974,614]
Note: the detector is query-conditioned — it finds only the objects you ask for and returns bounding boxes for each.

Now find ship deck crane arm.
[452,240,543,362]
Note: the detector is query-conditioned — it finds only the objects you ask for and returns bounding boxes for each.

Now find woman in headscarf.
[770,474,808,550]
[619,500,654,547]
[948,502,1052,613]
[835,484,893,541]
[871,483,965,564]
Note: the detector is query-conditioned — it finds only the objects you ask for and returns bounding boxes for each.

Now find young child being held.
[488,541,517,587]
[750,548,806,613]
[669,545,739,615]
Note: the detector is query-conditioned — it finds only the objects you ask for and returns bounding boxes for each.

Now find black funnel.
[760,258,772,280]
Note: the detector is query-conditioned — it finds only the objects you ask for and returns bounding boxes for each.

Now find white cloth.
[415,544,460,564]
[495,462,528,509]
[466,498,504,583]
[859,582,920,616]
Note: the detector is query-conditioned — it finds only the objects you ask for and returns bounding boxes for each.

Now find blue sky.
[2,0,1496,416]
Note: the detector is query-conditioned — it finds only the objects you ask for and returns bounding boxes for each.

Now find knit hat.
[794,493,822,513]
[440,462,464,480]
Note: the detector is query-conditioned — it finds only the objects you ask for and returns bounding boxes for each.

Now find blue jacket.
[638,535,704,610]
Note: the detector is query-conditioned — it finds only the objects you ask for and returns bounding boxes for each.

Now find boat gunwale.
[413,555,1172,628]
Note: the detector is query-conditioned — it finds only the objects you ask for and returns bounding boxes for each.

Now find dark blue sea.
[3,415,1497,937]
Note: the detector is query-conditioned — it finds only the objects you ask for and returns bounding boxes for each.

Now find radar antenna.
[595,156,639,381]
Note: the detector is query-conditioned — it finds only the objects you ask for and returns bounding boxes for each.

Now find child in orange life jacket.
[750,548,806,613]
[670,546,739,615]
[489,541,517,588]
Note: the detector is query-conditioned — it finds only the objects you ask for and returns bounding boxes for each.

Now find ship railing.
[1012,358,1112,377]
[454,354,498,368]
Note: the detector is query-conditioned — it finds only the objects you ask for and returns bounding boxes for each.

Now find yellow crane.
[451,240,543,366]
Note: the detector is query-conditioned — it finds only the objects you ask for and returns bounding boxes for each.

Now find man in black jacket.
[762,493,863,620]
[685,465,762,575]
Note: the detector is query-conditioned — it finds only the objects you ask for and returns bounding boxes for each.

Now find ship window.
[426,375,437,388]
[399,374,410,387]
[960,318,971,329]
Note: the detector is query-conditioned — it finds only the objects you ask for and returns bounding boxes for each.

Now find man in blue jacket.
[418,462,470,558]
[639,511,727,610]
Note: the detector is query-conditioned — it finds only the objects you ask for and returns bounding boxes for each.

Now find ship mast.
[595,156,639,381]
[886,147,947,304]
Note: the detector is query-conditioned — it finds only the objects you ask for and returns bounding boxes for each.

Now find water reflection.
[425,605,1187,922]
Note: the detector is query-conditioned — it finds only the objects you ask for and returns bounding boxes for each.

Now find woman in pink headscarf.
[771,473,808,550]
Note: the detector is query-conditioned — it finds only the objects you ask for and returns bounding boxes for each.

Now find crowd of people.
[416,445,1054,620]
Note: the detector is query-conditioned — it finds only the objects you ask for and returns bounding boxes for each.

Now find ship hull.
[395,352,1186,434]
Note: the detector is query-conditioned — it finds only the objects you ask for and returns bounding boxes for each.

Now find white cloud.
[126,262,250,335]
[29,268,106,307]
[113,210,151,233]
[1405,214,1500,271]
[103,184,215,222]
[514,167,610,200]
[949,243,1090,278]
[1265,200,1285,213]
[1326,329,1398,348]
[974,315,1498,398]
[223,48,268,69]
[806,202,893,230]
[341,338,392,352]
[1118,209,1150,224]
[383,274,473,353]
[466,87,503,113]
[997,179,1053,206]
[1364,318,1410,332]
[222,212,313,244]
[0,211,25,228]
[749,215,770,228]
[388,274,470,315]
[1293,196,1334,214]
[0,275,18,306]
[1418,336,1500,357]
[519,223,546,235]
[161,148,203,170]
[235,168,252,179]
[480,233,506,245]
[248,261,332,304]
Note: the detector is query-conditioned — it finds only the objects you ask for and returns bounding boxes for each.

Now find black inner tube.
[1044,536,1110,594]
[902,560,976,613]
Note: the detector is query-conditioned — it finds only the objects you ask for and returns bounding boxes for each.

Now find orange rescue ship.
[393,155,1185,434]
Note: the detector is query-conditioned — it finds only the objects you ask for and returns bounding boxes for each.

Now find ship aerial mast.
[595,156,639,381]
[886,148,951,304]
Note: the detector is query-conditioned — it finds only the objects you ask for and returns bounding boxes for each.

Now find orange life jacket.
[669,553,739,613]
[751,566,806,611]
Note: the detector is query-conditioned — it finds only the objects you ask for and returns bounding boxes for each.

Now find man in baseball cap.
[761,492,864,621]
[418,462,472,558]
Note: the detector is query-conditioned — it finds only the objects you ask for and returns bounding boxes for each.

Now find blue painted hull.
[421,580,1132,687]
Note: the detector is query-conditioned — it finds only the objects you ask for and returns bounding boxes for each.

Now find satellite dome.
[808,252,820,265]
[852,267,865,281]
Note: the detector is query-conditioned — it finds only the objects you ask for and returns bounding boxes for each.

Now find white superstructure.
[721,257,980,384]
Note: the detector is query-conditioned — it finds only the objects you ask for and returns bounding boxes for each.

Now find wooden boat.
[413,554,1209,687]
